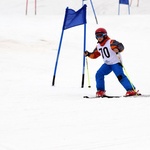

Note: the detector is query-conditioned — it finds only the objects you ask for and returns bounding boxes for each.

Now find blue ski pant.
[95,63,135,91]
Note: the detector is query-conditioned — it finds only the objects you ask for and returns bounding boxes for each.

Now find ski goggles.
[95,33,106,39]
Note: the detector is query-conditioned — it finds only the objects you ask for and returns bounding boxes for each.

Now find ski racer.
[84,27,139,97]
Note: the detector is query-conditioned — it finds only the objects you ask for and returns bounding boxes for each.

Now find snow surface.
[0,0,150,150]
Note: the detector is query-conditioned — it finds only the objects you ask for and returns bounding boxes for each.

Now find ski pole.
[117,53,135,91]
[86,57,91,88]
[121,64,135,91]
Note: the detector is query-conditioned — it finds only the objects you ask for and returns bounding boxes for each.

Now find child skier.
[85,27,139,97]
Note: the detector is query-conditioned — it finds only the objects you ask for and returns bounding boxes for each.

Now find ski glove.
[84,51,90,56]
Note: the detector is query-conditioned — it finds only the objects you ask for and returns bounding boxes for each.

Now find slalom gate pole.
[35,0,37,15]
[52,29,64,86]
[89,0,98,24]
[118,4,120,15]
[81,23,86,88]
[86,58,91,88]
[25,0,28,15]
[128,4,130,15]
[137,0,139,7]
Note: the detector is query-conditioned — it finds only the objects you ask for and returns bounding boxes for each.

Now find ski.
[83,94,150,99]
[83,95,120,99]
[123,94,150,98]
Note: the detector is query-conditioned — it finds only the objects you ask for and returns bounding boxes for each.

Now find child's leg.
[112,63,135,91]
[96,64,112,91]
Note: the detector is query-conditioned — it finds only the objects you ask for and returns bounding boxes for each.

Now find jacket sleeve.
[110,40,124,52]
[88,47,101,59]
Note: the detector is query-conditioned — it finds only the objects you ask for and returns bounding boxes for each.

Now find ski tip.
[83,96,89,98]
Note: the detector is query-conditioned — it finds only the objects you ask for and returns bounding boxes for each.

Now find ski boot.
[125,90,140,96]
[96,90,106,97]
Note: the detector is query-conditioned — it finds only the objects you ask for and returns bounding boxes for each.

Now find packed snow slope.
[0,0,150,150]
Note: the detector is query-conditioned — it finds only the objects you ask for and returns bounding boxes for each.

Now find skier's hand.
[84,51,90,57]
[113,48,119,53]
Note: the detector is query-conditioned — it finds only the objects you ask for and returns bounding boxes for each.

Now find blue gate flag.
[119,0,129,5]
[52,4,87,87]
[63,4,87,30]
